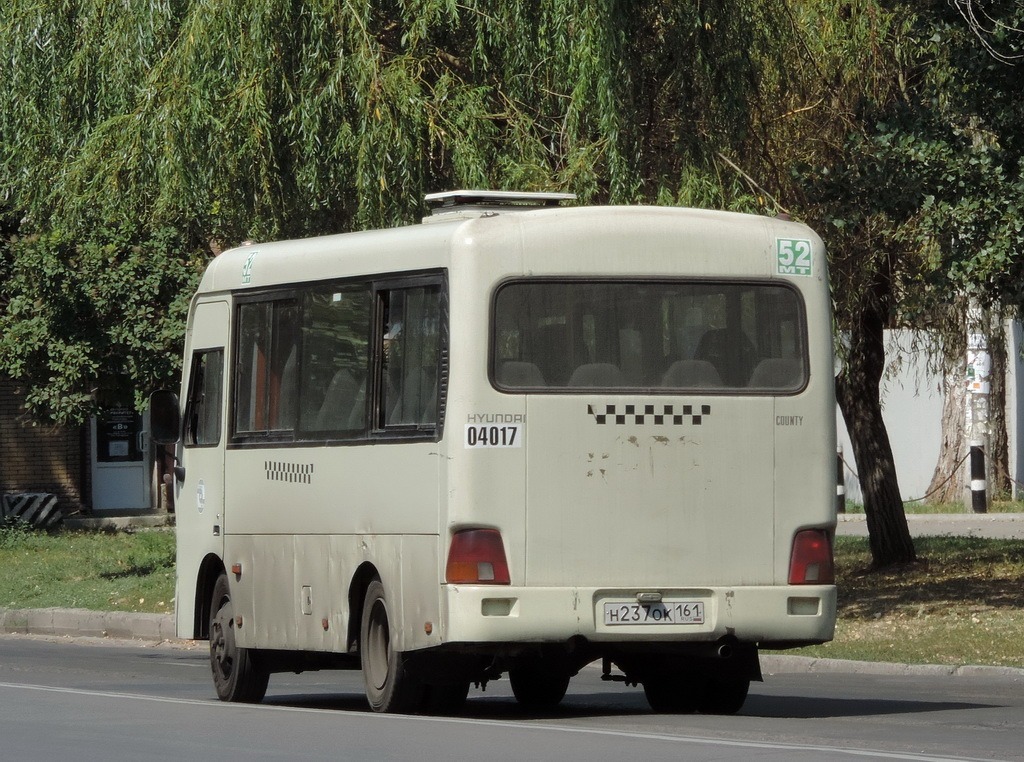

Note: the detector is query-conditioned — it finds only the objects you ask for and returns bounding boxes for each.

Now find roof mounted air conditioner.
[423,189,576,222]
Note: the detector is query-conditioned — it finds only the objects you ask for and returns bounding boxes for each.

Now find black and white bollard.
[969,439,988,514]
[836,447,846,514]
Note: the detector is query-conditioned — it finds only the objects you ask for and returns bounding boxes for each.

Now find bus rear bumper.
[443,584,836,647]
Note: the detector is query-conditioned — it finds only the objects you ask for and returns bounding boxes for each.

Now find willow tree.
[1,0,786,423]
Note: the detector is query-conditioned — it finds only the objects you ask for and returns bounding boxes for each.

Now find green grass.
[0,524,175,614]
[2,527,1022,670]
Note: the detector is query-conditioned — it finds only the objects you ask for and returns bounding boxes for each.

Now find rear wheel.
[643,672,699,714]
[360,579,423,713]
[509,664,571,710]
[698,677,750,715]
[209,573,269,703]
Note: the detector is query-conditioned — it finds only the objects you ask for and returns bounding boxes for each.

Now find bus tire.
[509,666,570,710]
[209,573,269,703]
[698,677,750,715]
[423,680,471,715]
[643,673,699,714]
[360,579,423,713]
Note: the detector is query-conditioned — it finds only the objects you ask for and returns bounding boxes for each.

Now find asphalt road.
[1,634,1021,761]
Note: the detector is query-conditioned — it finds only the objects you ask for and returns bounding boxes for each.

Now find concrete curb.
[760,654,1024,679]
[0,607,175,642]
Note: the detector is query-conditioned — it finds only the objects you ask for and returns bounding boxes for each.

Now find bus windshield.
[492,280,806,392]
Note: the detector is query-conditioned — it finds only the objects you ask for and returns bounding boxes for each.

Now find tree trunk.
[926,368,967,504]
[836,264,916,567]
[927,312,1008,507]
[988,319,1009,499]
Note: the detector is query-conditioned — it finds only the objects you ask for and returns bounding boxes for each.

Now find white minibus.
[151,190,837,715]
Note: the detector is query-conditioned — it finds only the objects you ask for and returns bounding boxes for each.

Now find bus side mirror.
[149,389,181,445]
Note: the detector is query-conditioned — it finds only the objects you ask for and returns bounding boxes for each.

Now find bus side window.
[379,286,442,428]
[300,286,371,434]
[184,349,224,447]
[234,300,299,435]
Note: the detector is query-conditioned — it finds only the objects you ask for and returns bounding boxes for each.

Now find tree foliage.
[1,0,785,423]
[950,0,1024,64]
[1,0,785,239]
[0,226,203,422]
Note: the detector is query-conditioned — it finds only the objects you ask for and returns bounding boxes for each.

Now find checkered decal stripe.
[587,403,711,426]
[265,461,314,484]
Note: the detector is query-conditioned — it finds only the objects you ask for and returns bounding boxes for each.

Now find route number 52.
[777,238,813,276]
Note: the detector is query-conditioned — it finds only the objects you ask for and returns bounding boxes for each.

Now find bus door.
[176,299,230,636]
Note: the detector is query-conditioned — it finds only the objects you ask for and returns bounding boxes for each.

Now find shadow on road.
[742,693,989,719]
[261,689,992,721]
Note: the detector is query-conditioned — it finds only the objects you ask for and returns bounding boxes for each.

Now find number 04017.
[464,423,522,448]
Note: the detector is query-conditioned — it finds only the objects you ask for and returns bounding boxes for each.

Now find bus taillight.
[446,529,511,585]
[788,529,835,585]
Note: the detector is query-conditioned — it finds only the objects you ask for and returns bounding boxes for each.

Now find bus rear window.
[492,280,806,393]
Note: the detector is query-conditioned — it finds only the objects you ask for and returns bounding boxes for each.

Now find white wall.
[837,324,1024,505]
[836,330,945,504]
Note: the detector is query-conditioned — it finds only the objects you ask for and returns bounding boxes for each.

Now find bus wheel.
[509,666,570,710]
[643,673,699,714]
[423,681,471,715]
[698,677,750,715]
[360,579,423,713]
[209,573,269,703]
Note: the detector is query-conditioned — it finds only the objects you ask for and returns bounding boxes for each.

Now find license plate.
[602,600,705,626]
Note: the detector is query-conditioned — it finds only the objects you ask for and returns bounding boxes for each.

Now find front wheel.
[360,579,423,713]
[209,573,269,703]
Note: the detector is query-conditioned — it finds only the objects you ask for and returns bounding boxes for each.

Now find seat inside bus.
[660,359,723,388]
[693,328,758,386]
[497,361,546,387]
[568,362,626,387]
[748,358,802,389]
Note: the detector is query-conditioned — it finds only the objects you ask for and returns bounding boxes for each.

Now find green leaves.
[0,227,204,423]
[778,0,1024,335]
[3,0,786,241]
[9,0,1019,426]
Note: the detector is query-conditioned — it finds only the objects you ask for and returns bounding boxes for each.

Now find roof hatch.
[423,189,576,222]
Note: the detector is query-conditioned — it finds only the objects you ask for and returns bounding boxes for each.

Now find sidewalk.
[837,512,1024,540]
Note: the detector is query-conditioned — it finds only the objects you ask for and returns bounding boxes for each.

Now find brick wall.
[0,378,88,513]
